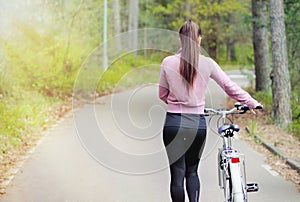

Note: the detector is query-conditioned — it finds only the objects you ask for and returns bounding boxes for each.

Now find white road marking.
[261,164,279,177]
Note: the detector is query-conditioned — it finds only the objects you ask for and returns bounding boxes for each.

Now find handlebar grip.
[255,105,263,110]
[237,104,249,111]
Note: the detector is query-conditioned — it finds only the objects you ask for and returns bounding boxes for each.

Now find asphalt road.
[1,71,299,202]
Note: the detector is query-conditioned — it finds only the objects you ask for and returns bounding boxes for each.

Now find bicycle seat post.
[223,133,232,150]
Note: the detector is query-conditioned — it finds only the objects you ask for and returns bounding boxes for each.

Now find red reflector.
[231,157,240,163]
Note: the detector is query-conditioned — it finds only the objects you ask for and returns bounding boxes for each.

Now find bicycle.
[204,103,262,202]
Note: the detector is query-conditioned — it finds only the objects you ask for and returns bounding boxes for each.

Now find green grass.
[0,91,55,153]
[250,88,300,138]
[97,53,161,93]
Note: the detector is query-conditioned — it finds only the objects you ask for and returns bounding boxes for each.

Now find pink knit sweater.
[159,53,259,114]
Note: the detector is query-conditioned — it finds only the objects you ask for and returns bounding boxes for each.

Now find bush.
[0,23,87,155]
[97,52,162,93]
[290,91,300,138]
[252,89,300,138]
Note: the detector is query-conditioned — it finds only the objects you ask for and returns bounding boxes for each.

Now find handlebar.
[204,102,263,116]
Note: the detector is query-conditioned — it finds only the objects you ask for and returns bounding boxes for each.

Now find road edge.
[245,126,300,173]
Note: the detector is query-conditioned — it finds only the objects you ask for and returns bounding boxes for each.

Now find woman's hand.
[250,109,256,114]
[250,104,263,114]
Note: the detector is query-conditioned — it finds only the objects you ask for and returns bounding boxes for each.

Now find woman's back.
[159,53,212,114]
[159,52,259,114]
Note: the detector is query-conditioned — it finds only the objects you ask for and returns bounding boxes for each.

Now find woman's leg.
[169,156,186,202]
[163,127,186,202]
[185,163,200,202]
[163,127,206,202]
[185,128,207,202]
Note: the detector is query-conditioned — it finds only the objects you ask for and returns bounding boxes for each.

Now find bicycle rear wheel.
[230,160,247,202]
[223,164,232,202]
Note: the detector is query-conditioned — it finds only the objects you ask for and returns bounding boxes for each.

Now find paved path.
[1,72,299,202]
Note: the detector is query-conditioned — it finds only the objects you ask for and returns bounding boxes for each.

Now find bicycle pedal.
[247,183,259,192]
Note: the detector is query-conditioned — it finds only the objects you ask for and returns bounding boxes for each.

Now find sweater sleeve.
[158,60,169,103]
[209,58,259,109]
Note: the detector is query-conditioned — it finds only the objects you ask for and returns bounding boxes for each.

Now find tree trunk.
[270,0,292,128]
[207,28,218,60]
[132,0,139,50]
[225,13,236,62]
[252,0,271,91]
[185,0,191,14]
[113,0,122,50]
[103,0,108,70]
[226,40,236,62]
[128,0,139,51]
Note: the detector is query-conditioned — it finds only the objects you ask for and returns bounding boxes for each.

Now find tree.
[284,0,300,135]
[284,0,300,90]
[128,0,139,50]
[194,0,249,61]
[252,0,271,91]
[103,0,108,70]
[270,0,292,128]
[113,0,122,50]
[226,13,237,62]
[138,0,255,62]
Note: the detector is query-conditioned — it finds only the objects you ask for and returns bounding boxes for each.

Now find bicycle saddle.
[218,124,240,135]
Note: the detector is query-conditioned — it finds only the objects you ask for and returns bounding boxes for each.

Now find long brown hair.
[179,19,202,89]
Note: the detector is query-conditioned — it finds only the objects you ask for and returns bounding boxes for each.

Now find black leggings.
[163,126,207,202]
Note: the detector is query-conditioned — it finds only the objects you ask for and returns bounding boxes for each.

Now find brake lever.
[238,110,248,114]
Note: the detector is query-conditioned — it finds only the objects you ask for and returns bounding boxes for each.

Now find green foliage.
[146,0,253,61]
[285,0,300,73]
[253,90,273,112]
[0,14,90,155]
[218,44,254,65]
[290,91,300,138]
[247,120,258,138]
[0,15,164,157]
[0,91,53,153]
[284,0,300,136]
[3,27,82,98]
[251,89,300,138]
[98,52,162,93]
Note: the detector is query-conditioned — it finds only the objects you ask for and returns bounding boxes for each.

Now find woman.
[159,19,260,202]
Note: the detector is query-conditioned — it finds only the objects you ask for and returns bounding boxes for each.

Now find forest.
[0,0,299,168]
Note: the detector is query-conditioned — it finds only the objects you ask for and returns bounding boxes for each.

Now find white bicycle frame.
[219,137,247,202]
